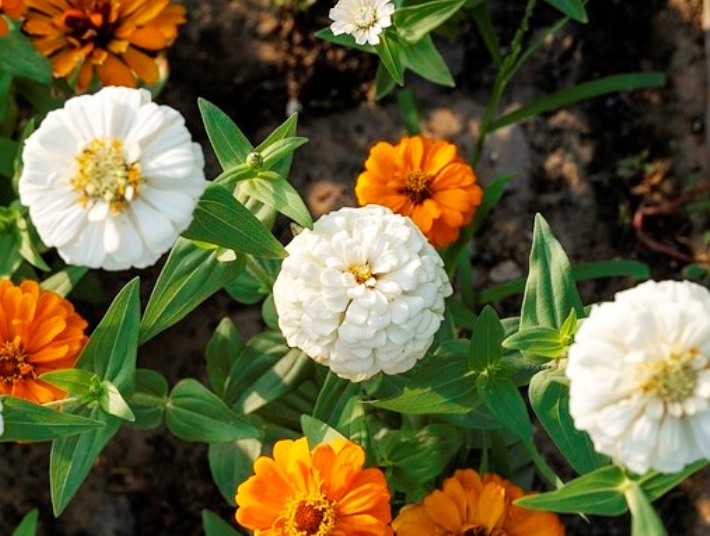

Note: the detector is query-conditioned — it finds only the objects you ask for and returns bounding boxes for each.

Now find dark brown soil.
[2,0,709,534]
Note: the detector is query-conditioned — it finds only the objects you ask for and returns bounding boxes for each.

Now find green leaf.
[516,465,627,515]
[202,510,242,536]
[165,379,261,443]
[12,509,39,536]
[314,27,375,53]
[0,29,52,83]
[0,396,104,442]
[520,214,583,330]
[639,460,709,501]
[468,305,504,371]
[402,35,454,87]
[15,215,49,271]
[98,380,135,422]
[260,136,309,171]
[254,113,301,179]
[224,268,268,305]
[625,482,667,536]
[0,231,23,277]
[529,369,607,474]
[492,73,665,130]
[205,318,245,399]
[380,424,463,492]
[208,438,261,505]
[503,326,565,359]
[237,177,313,229]
[78,278,140,396]
[394,0,466,44]
[544,0,588,23]
[140,238,244,344]
[50,408,121,515]
[183,183,287,258]
[198,98,252,170]
[374,62,397,100]
[371,347,478,414]
[301,415,346,447]
[375,32,405,86]
[128,369,168,430]
[0,137,19,178]
[476,374,533,441]
[40,369,96,397]
[471,2,501,68]
[40,266,88,297]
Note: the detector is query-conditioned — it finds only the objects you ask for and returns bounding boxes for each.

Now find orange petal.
[128,26,168,49]
[122,46,159,84]
[96,53,136,87]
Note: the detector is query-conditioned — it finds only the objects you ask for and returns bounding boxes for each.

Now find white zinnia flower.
[273,205,452,382]
[567,280,710,474]
[19,86,206,270]
[329,0,395,46]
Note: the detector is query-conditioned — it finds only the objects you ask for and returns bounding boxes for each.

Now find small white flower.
[329,0,395,46]
[273,205,452,382]
[19,86,206,270]
[566,280,710,474]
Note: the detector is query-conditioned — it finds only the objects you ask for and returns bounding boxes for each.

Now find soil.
[2,0,709,534]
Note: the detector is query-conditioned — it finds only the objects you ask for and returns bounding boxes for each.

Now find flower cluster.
[273,205,452,382]
[0,0,25,36]
[19,86,206,270]
[567,279,710,474]
[329,0,395,46]
[235,437,393,535]
[393,469,565,535]
[0,279,87,404]
[23,0,186,91]
[356,135,483,248]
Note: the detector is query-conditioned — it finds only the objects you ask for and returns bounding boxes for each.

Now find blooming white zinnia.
[273,205,452,382]
[329,0,395,46]
[567,280,710,474]
[19,86,206,270]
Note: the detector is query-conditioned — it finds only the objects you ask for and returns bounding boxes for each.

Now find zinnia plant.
[355,135,483,248]
[23,0,186,91]
[0,279,87,403]
[235,437,393,535]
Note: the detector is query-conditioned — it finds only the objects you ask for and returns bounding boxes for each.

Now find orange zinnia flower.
[236,437,394,535]
[0,279,88,404]
[0,0,26,36]
[392,469,565,536]
[355,135,483,249]
[23,0,186,91]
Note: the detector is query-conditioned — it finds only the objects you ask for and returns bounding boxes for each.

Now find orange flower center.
[347,263,373,285]
[283,492,337,536]
[71,138,142,213]
[399,170,432,204]
[461,527,508,536]
[0,336,33,385]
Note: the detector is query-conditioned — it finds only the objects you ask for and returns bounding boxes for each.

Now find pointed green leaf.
[0,396,104,442]
[529,369,607,474]
[50,407,121,515]
[40,369,96,397]
[140,238,244,344]
[254,113,301,179]
[0,29,52,82]
[205,318,245,398]
[166,379,261,443]
[625,482,667,536]
[301,415,347,447]
[198,99,252,170]
[314,27,375,53]
[238,177,313,229]
[516,465,627,515]
[503,326,565,359]
[394,0,466,44]
[98,380,135,422]
[128,369,168,430]
[639,460,709,501]
[183,183,286,258]
[520,214,583,330]
[374,62,397,100]
[468,305,504,371]
[476,374,533,441]
[40,266,88,297]
[402,35,454,87]
[544,0,588,23]
[12,509,39,536]
[376,32,405,85]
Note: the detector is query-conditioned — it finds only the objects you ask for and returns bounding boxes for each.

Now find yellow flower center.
[644,348,702,403]
[71,138,142,213]
[400,170,432,204]
[283,492,337,536]
[348,263,373,285]
[461,528,508,536]
[354,5,377,30]
[0,336,33,384]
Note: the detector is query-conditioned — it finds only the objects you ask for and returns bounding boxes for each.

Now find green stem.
[523,440,563,489]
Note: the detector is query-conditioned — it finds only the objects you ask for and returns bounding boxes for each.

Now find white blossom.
[329,0,395,46]
[19,86,205,270]
[567,280,710,474]
[273,205,452,382]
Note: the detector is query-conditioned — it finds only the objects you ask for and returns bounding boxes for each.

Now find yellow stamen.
[354,5,377,30]
[348,263,373,285]
[399,170,432,204]
[283,492,337,536]
[643,348,702,403]
[71,138,142,213]
[0,336,33,384]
